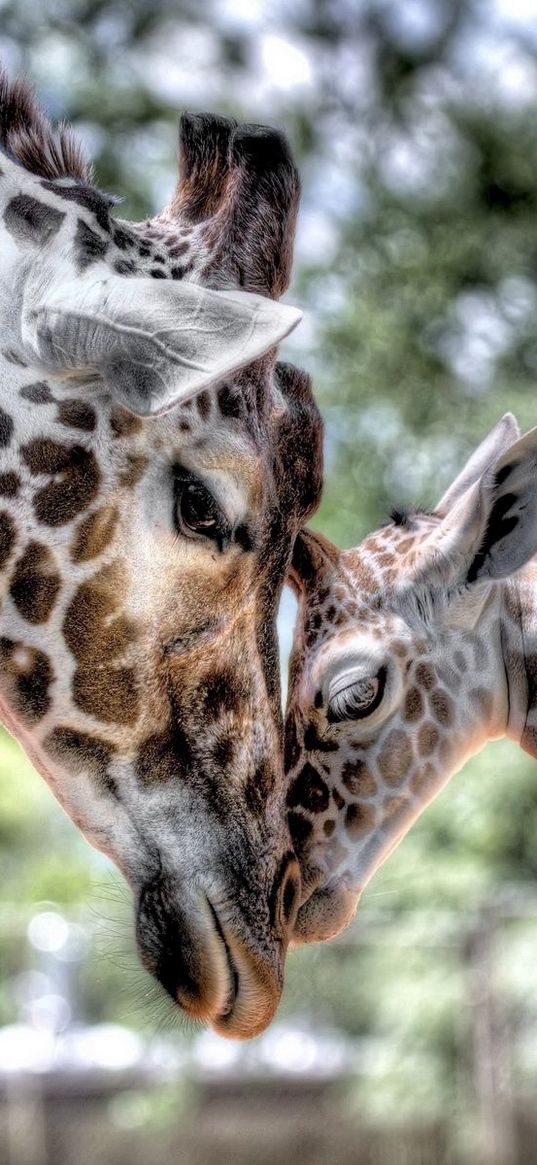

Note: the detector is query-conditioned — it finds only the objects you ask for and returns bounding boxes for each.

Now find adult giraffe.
[0,72,323,1038]
[286,414,537,942]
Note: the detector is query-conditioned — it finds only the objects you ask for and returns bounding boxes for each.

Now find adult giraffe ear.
[418,423,537,589]
[22,274,301,416]
[435,412,520,516]
[288,528,340,596]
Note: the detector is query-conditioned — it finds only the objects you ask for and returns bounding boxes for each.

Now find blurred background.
[1,1,537,1162]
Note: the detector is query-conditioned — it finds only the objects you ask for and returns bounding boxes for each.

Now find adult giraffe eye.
[174,473,230,548]
[327,668,386,724]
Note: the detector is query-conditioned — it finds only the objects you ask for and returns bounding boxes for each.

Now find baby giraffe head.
[286,413,537,943]
[0,74,323,1037]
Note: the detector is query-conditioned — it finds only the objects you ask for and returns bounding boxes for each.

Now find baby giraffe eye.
[327,667,386,723]
[174,471,230,549]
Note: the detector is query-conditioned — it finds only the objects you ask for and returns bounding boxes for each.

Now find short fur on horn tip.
[231,123,296,172]
[179,110,237,156]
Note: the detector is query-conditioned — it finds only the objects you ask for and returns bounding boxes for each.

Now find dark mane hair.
[273,362,324,522]
[0,70,89,183]
[388,507,437,529]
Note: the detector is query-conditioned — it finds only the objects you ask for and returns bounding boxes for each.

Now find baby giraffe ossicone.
[286,413,537,942]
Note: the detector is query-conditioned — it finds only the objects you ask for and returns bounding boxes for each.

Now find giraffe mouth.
[205,899,285,1040]
[207,899,239,1019]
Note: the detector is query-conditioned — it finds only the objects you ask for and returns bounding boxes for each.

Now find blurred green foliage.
[0,0,537,1127]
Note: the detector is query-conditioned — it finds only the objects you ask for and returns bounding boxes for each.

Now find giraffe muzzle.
[291,880,360,945]
[135,874,285,1039]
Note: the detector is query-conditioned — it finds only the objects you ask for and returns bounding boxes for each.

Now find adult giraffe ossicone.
[286,413,537,943]
[0,72,323,1038]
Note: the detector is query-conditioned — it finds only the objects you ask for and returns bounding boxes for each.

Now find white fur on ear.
[469,425,537,581]
[22,274,302,416]
[416,423,537,592]
[436,413,520,516]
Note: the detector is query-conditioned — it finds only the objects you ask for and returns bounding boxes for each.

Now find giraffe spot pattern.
[41,180,112,232]
[118,454,147,489]
[377,729,412,786]
[0,511,16,568]
[210,733,235,770]
[56,399,96,432]
[113,226,135,250]
[201,670,247,722]
[217,384,243,419]
[287,762,330,813]
[74,218,108,271]
[20,382,54,404]
[4,194,65,244]
[288,810,313,854]
[135,722,192,787]
[0,472,19,497]
[196,391,211,421]
[73,668,137,726]
[404,686,423,722]
[44,726,117,794]
[110,407,143,439]
[418,721,440,757]
[63,561,139,725]
[0,637,53,723]
[429,688,454,726]
[383,795,406,822]
[0,407,13,447]
[341,758,377,798]
[284,716,301,771]
[303,723,338,752]
[10,541,61,623]
[345,800,375,838]
[415,662,436,691]
[244,758,276,813]
[22,439,100,526]
[70,505,119,564]
[332,787,345,810]
[114,258,137,275]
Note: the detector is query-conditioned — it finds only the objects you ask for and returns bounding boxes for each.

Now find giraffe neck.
[503,562,537,759]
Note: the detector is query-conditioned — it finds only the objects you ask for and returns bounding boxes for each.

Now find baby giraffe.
[286,413,537,943]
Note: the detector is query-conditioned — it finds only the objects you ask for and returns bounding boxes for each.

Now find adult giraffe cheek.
[291,882,360,944]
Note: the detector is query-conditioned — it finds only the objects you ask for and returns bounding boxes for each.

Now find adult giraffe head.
[0,73,323,1037]
[286,413,537,943]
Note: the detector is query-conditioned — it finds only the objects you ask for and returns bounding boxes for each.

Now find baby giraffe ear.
[465,425,537,582]
[288,528,340,596]
[22,274,301,416]
[424,423,537,588]
[436,412,520,516]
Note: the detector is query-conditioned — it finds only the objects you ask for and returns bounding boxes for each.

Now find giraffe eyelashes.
[327,667,386,723]
[174,470,231,551]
